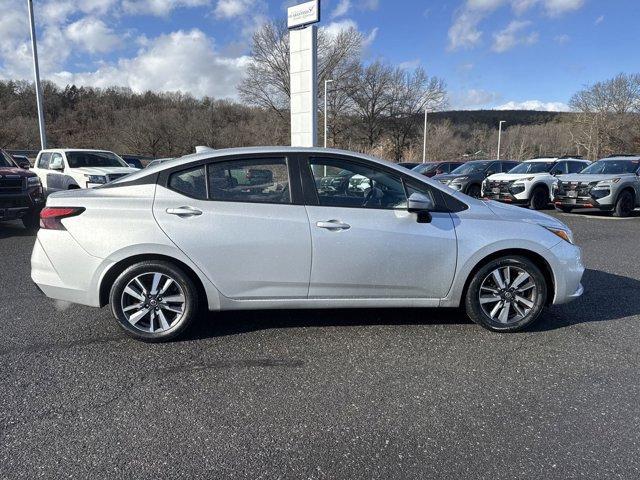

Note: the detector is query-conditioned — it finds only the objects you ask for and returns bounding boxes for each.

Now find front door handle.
[316,220,351,231]
[166,206,203,217]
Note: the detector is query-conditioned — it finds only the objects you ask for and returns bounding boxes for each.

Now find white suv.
[482,157,591,210]
[32,149,139,194]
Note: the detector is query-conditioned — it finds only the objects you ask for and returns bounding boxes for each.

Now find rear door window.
[169,166,207,200]
[208,158,290,204]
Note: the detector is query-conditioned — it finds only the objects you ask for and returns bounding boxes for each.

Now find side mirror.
[50,159,64,171]
[407,192,435,223]
[486,170,496,176]
[435,169,443,175]
[18,161,30,169]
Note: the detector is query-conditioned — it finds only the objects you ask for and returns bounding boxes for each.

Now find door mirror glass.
[50,156,64,170]
[407,192,435,212]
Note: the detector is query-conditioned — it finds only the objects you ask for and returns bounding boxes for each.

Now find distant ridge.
[427,110,569,128]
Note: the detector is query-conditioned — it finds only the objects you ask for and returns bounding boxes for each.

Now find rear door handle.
[166,206,203,217]
[316,220,351,231]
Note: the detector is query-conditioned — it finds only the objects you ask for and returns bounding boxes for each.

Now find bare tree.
[386,67,447,161]
[238,21,363,120]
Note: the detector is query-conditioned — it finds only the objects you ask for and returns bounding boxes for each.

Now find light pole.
[323,79,334,149]
[422,109,428,163]
[27,0,47,150]
[497,120,506,160]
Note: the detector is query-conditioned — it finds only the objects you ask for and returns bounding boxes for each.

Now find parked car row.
[409,154,640,217]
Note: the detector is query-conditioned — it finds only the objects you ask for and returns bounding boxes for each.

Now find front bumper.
[553,195,613,211]
[0,188,45,221]
[549,240,585,305]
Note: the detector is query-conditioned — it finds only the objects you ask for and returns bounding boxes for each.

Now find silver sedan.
[31,147,585,341]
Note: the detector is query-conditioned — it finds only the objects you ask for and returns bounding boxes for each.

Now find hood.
[484,200,568,230]
[557,173,635,183]
[487,172,549,181]
[434,173,478,182]
[72,166,138,176]
[0,166,37,178]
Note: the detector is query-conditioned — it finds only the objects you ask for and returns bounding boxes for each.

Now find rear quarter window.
[168,166,207,200]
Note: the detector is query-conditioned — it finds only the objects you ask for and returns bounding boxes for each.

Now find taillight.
[40,207,85,230]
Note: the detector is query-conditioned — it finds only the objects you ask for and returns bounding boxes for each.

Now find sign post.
[288,1,320,148]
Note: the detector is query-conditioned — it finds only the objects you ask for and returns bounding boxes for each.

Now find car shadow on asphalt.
[186,268,638,340]
[532,268,640,331]
[0,222,36,239]
[188,306,468,340]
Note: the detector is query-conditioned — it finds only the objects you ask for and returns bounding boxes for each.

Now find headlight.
[514,177,534,184]
[451,176,468,183]
[542,225,574,244]
[85,174,107,184]
[593,178,621,189]
[27,176,41,187]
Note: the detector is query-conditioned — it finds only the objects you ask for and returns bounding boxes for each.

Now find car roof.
[39,149,117,154]
[600,155,640,161]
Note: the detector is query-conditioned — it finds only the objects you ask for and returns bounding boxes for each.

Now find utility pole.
[324,79,334,148]
[497,120,506,160]
[27,0,47,150]
[422,109,428,163]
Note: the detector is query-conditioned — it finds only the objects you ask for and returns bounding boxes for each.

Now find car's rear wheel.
[109,260,199,342]
[613,190,634,218]
[22,211,40,231]
[529,186,548,210]
[467,184,481,198]
[465,256,547,332]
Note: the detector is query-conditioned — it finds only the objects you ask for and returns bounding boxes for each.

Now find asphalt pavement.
[1,210,639,479]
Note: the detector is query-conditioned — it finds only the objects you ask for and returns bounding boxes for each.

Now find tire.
[613,190,634,218]
[109,260,199,342]
[529,186,549,210]
[556,206,573,214]
[22,211,40,231]
[466,184,482,198]
[465,256,547,332]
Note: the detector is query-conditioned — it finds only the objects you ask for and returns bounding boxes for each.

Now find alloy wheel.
[120,272,186,333]
[478,265,537,325]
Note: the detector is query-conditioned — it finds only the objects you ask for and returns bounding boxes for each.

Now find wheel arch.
[460,248,555,307]
[99,253,211,309]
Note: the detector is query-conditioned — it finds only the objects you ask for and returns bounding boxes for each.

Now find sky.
[0,0,638,111]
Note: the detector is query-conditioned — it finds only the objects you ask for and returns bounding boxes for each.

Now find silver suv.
[553,155,640,217]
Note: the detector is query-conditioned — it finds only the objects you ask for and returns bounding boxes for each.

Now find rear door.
[301,155,457,299]
[153,155,312,300]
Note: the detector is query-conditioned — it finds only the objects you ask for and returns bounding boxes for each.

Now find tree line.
[0,21,638,162]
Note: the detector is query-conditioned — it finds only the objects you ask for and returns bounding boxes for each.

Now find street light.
[422,109,428,163]
[497,120,506,160]
[323,79,334,149]
[27,0,47,150]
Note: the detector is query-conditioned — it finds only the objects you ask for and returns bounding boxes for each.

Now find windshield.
[508,162,555,174]
[412,163,439,174]
[66,151,128,168]
[450,161,491,175]
[580,160,640,175]
[0,151,15,168]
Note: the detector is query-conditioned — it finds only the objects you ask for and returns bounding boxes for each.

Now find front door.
[153,157,312,300]
[303,156,457,299]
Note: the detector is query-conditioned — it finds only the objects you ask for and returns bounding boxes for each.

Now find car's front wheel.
[109,260,199,342]
[465,256,547,332]
[613,190,635,218]
[529,186,548,210]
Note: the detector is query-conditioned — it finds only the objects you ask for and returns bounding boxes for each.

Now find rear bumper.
[31,232,105,307]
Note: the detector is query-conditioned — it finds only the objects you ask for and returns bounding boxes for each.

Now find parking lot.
[1,210,639,479]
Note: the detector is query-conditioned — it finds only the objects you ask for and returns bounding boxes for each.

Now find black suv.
[0,150,45,230]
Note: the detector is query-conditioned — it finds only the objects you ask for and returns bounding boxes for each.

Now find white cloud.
[492,20,538,53]
[66,17,122,54]
[49,29,249,99]
[214,0,257,18]
[399,59,421,70]
[496,100,569,111]
[448,0,585,50]
[543,0,584,16]
[123,0,211,17]
[554,33,570,44]
[331,0,351,19]
[595,15,605,25]
[454,88,502,108]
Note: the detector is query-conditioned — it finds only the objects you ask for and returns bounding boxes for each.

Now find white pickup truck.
[32,149,140,194]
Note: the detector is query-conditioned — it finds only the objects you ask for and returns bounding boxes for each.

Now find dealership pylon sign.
[288,1,320,148]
